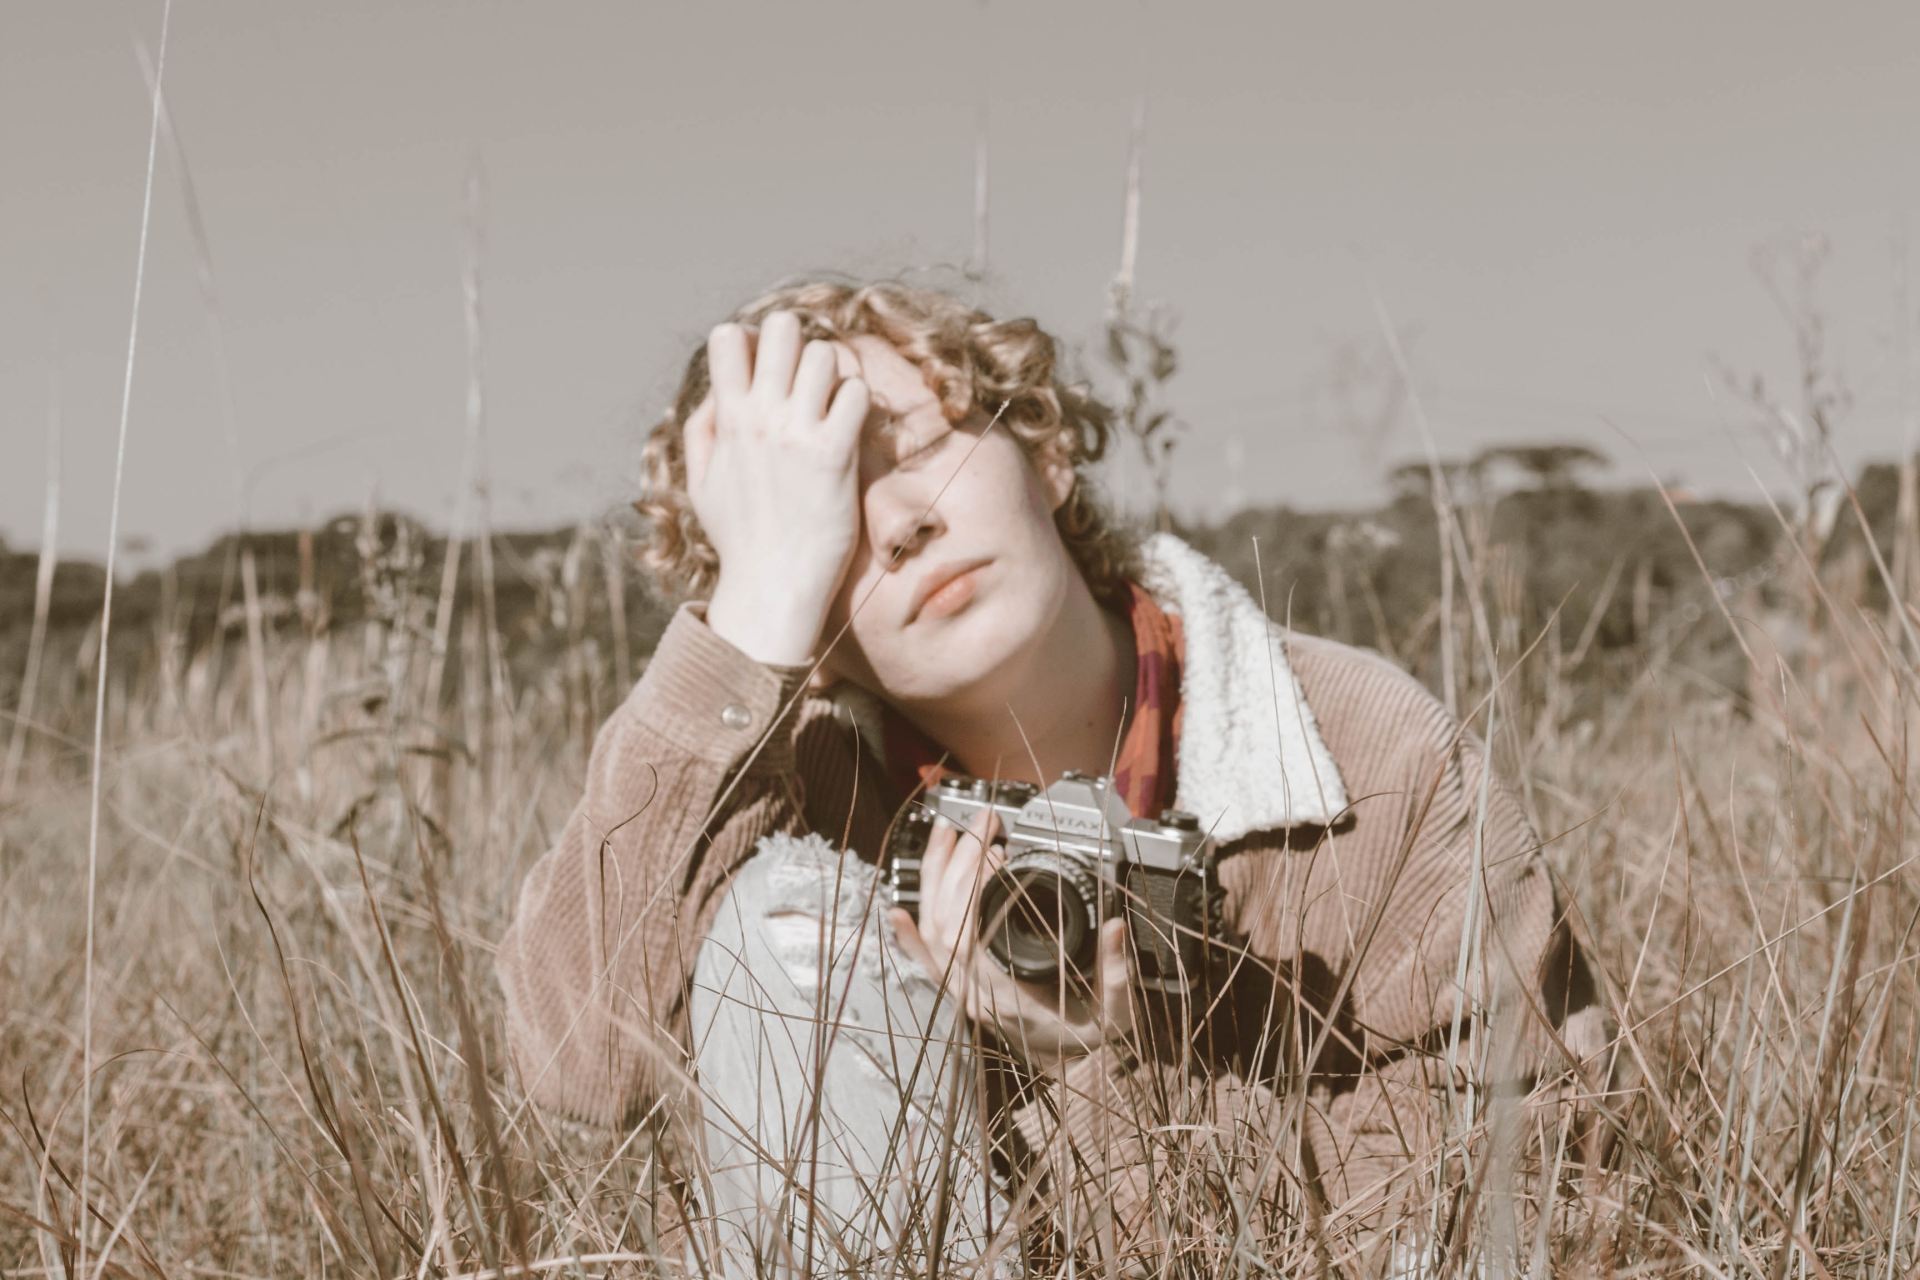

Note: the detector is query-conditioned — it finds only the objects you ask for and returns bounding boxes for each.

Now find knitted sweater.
[494,532,1607,1263]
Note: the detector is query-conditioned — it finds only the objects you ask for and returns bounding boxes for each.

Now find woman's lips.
[917,564,985,621]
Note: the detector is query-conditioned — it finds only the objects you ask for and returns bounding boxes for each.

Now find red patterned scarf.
[880,579,1186,820]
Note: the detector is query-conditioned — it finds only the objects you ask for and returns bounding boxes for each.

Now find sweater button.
[720,703,752,730]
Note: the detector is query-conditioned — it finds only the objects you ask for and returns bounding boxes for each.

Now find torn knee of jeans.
[755,912,829,988]
[755,833,883,917]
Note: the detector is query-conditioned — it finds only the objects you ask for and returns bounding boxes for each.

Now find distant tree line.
[4,447,1914,721]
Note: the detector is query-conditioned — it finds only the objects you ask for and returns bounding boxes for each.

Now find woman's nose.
[869,487,944,564]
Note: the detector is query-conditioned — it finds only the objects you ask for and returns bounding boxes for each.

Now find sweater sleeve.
[999,691,1604,1265]
[1314,699,1604,1221]
[1002,1041,1302,1274]
[1345,701,1579,1069]
[494,599,816,1130]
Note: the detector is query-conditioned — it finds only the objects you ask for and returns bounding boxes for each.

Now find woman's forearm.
[494,598,815,1127]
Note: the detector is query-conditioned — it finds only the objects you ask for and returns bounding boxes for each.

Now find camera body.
[885,769,1222,995]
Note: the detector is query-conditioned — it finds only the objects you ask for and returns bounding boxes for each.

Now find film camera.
[884,770,1223,995]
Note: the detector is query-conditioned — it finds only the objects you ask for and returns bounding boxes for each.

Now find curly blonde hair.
[634,275,1146,607]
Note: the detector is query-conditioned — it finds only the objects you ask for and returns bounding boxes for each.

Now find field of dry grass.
[4,467,1918,1277]
[11,5,1920,1271]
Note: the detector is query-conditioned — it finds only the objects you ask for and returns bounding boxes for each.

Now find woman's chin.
[908,608,1032,696]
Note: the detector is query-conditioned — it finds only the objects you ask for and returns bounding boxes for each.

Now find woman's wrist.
[705,576,828,667]
[1056,1037,1138,1082]
[988,1021,1123,1080]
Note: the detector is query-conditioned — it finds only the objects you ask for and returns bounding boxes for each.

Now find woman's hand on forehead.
[691,310,871,668]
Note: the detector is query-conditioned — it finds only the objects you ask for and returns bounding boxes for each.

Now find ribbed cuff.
[1009,1042,1145,1154]
[621,600,815,774]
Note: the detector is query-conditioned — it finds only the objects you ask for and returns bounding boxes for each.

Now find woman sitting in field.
[494,278,1607,1276]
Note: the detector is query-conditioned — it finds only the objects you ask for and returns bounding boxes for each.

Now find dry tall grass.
[4,460,1918,1277]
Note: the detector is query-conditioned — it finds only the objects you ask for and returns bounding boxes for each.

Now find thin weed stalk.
[2,364,62,810]
[78,5,171,1272]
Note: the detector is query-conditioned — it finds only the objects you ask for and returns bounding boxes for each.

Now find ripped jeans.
[688,833,1014,1278]
[686,837,1460,1280]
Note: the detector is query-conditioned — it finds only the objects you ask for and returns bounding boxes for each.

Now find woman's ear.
[1036,438,1077,514]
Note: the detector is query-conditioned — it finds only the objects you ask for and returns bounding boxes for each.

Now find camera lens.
[977,856,1100,983]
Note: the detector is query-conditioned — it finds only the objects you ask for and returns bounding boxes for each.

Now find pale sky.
[3,1,1918,561]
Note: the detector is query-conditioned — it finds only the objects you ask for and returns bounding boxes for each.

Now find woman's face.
[811,334,1081,704]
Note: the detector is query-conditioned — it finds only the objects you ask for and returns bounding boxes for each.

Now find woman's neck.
[898,578,1135,788]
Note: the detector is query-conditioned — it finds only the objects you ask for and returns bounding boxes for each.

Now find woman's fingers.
[892,906,971,1000]
[888,908,937,978]
[915,812,959,953]
[822,370,870,447]
[918,809,954,890]
[971,804,1004,854]
[938,807,1000,925]
[980,824,1007,872]
[970,807,1007,901]
[749,309,802,402]
[821,364,867,435]
[706,323,751,410]
[918,804,1003,957]
[1095,918,1135,1035]
[682,393,718,491]
[789,339,838,422]
[900,806,1134,1066]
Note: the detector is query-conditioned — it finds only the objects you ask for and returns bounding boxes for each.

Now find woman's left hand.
[890,802,1136,1070]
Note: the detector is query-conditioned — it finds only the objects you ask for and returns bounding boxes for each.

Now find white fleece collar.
[1134,531,1348,839]
[826,531,1348,843]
